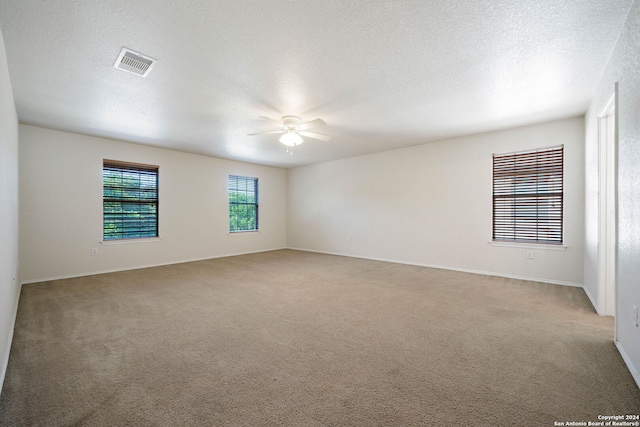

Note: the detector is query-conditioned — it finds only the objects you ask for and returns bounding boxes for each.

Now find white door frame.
[597,84,617,318]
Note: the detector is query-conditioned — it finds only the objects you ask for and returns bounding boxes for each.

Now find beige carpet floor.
[1,249,639,426]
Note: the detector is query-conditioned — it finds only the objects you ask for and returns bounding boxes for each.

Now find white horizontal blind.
[103,160,159,240]
[228,175,258,232]
[492,146,563,244]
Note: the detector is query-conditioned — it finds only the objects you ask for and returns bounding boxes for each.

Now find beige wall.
[584,0,640,386]
[288,116,585,286]
[19,125,287,283]
[0,27,20,394]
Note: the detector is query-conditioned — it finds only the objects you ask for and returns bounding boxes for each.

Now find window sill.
[489,241,567,251]
[228,230,260,236]
[101,237,162,245]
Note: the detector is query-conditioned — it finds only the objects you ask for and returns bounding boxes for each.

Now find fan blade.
[258,116,286,128]
[247,130,284,136]
[299,130,331,141]
[298,118,326,130]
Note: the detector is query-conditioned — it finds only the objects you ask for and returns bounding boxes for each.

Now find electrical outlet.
[634,305,638,327]
[526,251,534,259]
[91,247,98,256]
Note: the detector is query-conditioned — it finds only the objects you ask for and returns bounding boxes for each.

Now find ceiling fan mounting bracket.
[281,115,302,129]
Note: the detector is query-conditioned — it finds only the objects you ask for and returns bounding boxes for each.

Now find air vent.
[114,48,156,77]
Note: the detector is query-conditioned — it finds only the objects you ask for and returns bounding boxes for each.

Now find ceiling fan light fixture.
[279,129,304,146]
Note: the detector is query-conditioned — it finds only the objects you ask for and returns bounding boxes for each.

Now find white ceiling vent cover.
[114,48,156,77]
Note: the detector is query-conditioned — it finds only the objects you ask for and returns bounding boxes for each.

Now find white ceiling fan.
[248,115,331,147]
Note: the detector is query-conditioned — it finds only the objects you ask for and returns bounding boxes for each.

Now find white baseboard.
[20,247,288,285]
[24,246,584,289]
[0,282,21,398]
[615,341,640,389]
[582,286,600,314]
[286,247,584,288]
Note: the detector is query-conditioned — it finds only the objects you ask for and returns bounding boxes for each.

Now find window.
[228,175,258,232]
[103,160,158,240]
[492,146,563,244]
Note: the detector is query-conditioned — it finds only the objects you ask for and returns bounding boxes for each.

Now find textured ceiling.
[0,0,633,168]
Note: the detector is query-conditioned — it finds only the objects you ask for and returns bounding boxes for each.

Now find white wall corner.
[582,285,600,315]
